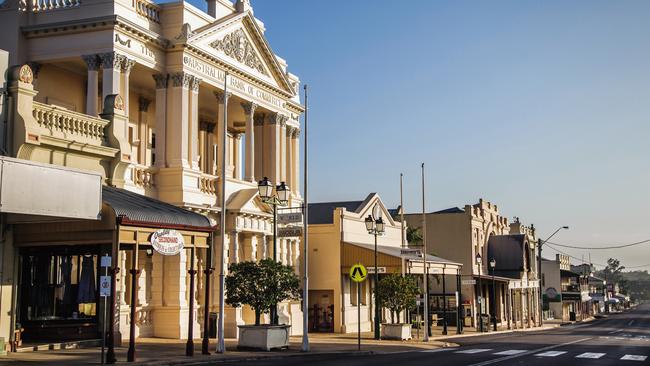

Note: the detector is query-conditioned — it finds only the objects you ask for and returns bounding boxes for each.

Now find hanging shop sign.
[278,226,303,237]
[150,229,185,255]
[278,212,303,225]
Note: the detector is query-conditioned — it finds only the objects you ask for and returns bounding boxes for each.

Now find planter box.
[237,325,291,351]
[381,323,412,340]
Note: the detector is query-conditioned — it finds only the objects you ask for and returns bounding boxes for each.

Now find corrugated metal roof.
[103,186,212,230]
[308,193,377,225]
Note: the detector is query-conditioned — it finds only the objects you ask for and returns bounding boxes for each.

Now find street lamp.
[366,213,385,340]
[537,226,569,326]
[475,253,483,332]
[257,177,290,325]
[489,258,497,331]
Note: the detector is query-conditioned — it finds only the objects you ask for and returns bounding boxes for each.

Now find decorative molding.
[82,55,101,71]
[114,95,125,111]
[18,64,33,84]
[190,76,202,92]
[152,74,168,89]
[209,28,267,76]
[115,33,132,48]
[241,101,258,115]
[267,113,288,126]
[27,62,41,79]
[100,52,123,69]
[253,113,265,126]
[121,58,136,73]
[176,23,194,43]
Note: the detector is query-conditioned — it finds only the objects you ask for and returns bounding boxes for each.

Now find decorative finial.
[235,0,252,14]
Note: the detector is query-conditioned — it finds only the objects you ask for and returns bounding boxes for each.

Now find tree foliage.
[376,274,420,324]
[406,226,423,246]
[225,259,301,325]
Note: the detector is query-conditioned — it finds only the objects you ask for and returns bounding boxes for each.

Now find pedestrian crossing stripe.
[576,352,605,359]
[621,355,648,361]
[455,349,492,354]
[535,351,567,357]
[493,350,526,355]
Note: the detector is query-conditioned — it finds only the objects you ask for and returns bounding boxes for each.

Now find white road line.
[535,351,567,357]
[493,350,527,356]
[467,338,592,366]
[456,349,493,354]
[621,355,648,361]
[628,320,635,326]
[419,348,453,353]
[608,329,623,334]
[576,352,606,359]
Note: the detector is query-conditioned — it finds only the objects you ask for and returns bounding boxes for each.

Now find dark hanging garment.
[61,256,74,305]
[77,256,96,304]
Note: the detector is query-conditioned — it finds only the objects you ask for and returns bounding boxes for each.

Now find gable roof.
[308,200,364,225]
[188,11,295,96]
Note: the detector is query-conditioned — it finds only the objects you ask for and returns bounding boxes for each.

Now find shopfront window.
[20,248,99,324]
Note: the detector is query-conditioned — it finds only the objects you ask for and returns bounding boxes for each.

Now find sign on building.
[366,266,386,274]
[278,227,303,237]
[400,248,422,257]
[150,229,185,255]
[462,279,476,285]
[278,212,303,225]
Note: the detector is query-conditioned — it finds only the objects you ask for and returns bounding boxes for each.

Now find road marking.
[493,350,527,355]
[419,348,453,353]
[535,351,567,357]
[456,348,493,354]
[608,329,623,334]
[628,320,635,326]
[621,355,648,361]
[576,352,605,359]
[467,338,591,366]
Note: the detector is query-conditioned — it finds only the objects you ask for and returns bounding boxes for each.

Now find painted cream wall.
[35,64,86,112]
[541,259,562,319]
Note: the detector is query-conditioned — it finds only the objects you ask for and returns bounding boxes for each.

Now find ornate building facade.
[0,0,304,345]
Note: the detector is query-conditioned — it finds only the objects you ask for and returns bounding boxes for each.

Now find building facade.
[307,194,462,334]
[0,0,304,347]
[404,199,541,330]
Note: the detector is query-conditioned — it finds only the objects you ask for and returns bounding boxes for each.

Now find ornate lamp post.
[476,253,483,332]
[490,258,497,331]
[365,214,385,340]
[257,177,290,325]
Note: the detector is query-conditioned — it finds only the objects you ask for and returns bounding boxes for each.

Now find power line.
[546,238,650,250]
[545,243,650,270]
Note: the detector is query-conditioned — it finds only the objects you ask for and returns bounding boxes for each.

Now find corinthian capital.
[240,101,258,115]
[100,52,124,69]
[214,91,232,104]
[170,72,193,88]
[82,55,101,71]
[152,74,168,89]
[267,113,288,126]
[121,58,136,73]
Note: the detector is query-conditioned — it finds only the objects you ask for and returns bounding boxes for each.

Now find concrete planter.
[381,323,412,340]
[237,325,291,351]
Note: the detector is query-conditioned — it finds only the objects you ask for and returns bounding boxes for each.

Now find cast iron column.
[374,232,380,340]
[186,246,196,356]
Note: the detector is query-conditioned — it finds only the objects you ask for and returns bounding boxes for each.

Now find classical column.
[121,58,135,118]
[265,113,286,184]
[150,253,163,307]
[82,54,100,116]
[214,92,232,177]
[167,72,193,168]
[261,234,268,260]
[285,127,293,192]
[292,129,300,194]
[241,102,257,182]
[253,114,265,181]
[230,231,240,264]
[152,74,168,168]
[138,97,151,165]
[101,52,123,104]
[190,77,201,170]
[279,120,287,183]
[233,133,242,180]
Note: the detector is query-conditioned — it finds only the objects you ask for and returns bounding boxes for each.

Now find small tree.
[406,226,423,246]
[377,274,420,324]
[225,259,301,325]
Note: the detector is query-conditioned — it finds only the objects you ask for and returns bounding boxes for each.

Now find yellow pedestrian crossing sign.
[350,263,368,282]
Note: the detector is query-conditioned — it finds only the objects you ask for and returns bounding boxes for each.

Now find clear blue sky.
[187,0,650,270]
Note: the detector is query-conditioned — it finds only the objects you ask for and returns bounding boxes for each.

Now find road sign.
[278,212,303,224]
[350,264,368,282]
[366,266,386,274]
[400,248,422,257]
[278,227,303,237]
[100,275,111,297]
[462,279,476,285]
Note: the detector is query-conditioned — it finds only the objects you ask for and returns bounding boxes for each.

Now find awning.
[104,186,212,232]
[342,241,462,275]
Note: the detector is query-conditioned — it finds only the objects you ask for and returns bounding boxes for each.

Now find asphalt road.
[218,304,650,365]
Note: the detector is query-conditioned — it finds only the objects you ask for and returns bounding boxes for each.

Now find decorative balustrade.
[32,101,109,144]
[20,0,82,12]
[132,0,160,23]
[130,164,155,188]
[199,174,218,196]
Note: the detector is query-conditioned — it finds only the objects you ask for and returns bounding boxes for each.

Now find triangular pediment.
[354,193,397,226]
[227,188,271,216]
[189,12,295,95]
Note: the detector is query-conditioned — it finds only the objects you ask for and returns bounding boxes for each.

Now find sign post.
[100,255,112,364]
[349,263,368,351]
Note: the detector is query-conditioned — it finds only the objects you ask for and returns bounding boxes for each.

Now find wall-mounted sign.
[400,248,422,257]
[366,266,386,274]
[278,227,303,237]
[150,229,185,256]
[461,279,476,285]
[278,212,303,225]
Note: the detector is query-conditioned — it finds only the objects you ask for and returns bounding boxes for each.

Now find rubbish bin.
[209,312,218,338]
[480,314,490,332]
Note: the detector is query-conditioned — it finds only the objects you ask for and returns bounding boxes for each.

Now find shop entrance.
[18,245,105,342]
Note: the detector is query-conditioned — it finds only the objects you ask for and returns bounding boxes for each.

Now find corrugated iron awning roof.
[103,186,212,231]
[344,241,462,267]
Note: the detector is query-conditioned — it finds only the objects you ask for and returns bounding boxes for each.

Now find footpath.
[0,324,565,365]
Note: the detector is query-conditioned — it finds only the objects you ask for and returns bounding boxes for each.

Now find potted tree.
[377,274,420,340]
[225,259,301,351]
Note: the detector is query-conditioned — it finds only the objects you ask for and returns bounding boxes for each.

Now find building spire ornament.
[235,0,252,14]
